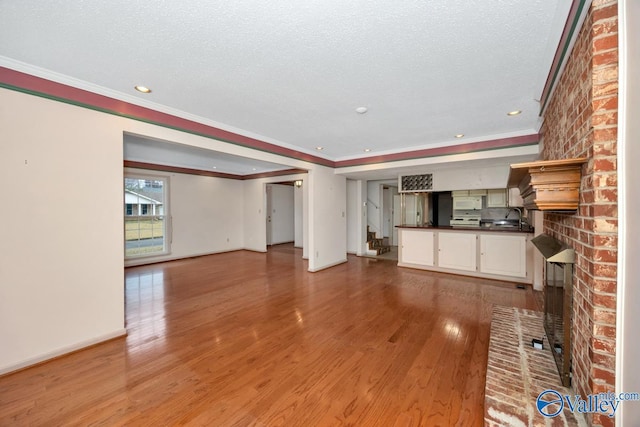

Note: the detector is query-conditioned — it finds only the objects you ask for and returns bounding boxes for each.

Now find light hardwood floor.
[0,244,538,426]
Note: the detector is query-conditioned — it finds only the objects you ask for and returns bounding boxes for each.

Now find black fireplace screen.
[531,234,575,387]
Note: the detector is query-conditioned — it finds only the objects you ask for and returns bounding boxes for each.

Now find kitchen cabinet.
[396,226,534,284]
[399,229,434,266]
[452,189,486,197]
[480,234,527,278]
[438,232,477,272]
[487,189,507,207]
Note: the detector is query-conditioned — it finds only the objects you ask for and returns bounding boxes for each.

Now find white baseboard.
[0,328,127,376]
[124,247,248,266]
[308,258,347,272]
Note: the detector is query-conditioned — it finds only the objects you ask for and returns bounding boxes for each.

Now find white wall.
[294,184,303,248]
[382,186,398,240]
[243,174,308,254]
[346,179,359,253]
[366,181,383,235]
[618,1,640,425]
[302,178,309,259]
[431,165,510,191]
[308,166,347,271]
[125,169,245,266]
[0,86,318,374]
[356,180,368,256]
[243,179,267,252]
[267,184,294,245]
[0,89,125,374]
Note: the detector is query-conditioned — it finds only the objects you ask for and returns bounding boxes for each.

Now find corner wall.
[0,83,325,374]
[308,166,347,272]
[0,89,126,374]
[539,2,618,426]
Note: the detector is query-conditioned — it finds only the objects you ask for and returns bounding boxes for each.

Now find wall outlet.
[532,338,544,350]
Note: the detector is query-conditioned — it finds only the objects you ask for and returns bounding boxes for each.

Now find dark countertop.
[396,224,534,234]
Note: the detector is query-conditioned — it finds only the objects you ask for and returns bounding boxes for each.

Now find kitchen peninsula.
[397,224,535,284]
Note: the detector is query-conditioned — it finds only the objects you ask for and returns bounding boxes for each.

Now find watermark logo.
[536,389,640,418]
[537,389,564,417]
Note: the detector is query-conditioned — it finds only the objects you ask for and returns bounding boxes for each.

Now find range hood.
[507,158,587,211]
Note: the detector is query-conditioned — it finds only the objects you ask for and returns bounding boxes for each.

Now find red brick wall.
[539,1,618,426]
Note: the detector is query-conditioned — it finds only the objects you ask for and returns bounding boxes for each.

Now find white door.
[399,229,434,266]
[480,234,527,277]
[438,232,477,271]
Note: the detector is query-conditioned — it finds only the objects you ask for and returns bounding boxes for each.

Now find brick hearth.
[484,306,585,426]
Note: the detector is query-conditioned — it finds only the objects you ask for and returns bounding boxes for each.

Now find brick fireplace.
[538,1,619,426]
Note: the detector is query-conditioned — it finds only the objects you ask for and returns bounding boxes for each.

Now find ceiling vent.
[400,174,433,193]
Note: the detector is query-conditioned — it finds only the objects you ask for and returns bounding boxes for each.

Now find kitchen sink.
[492,220,519,227]
[481,219,521,229]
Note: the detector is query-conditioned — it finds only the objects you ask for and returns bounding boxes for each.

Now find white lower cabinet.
[397,228,531,283]
[399,230,434,266]
[480,234,527,278]
[437,232,477,272]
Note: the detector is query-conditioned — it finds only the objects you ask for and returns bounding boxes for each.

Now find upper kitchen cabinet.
[507,158,588,211]
[487,189,507,207]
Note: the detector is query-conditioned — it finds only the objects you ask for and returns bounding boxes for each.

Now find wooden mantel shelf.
[507,158,588,211]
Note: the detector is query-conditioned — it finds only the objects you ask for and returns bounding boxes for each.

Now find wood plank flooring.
[0,244,538,426]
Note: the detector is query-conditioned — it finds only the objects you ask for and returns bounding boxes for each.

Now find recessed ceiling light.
[455,134,464,138]
[212,166,217,169]
[134,85,152,93]
[316,146,324,151]
[252,168,257,171]
[364,148,371,152]
[355,106,368,114]
[507,110,522,116]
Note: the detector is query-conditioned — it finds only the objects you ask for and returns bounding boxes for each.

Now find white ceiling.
[0,1,571,167]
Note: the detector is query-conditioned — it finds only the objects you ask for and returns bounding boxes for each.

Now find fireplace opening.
[531,234,575,387]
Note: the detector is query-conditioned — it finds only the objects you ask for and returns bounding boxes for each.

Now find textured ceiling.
[0,0,571,162]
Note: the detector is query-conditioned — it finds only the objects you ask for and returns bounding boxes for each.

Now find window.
[124,175,169,258]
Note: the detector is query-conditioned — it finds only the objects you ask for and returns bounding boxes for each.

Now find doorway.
[265,182,298,247]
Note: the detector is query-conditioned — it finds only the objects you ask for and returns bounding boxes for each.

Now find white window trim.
[124,172,171,259]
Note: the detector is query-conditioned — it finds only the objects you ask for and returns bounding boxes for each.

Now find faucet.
[505,207,524,229]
